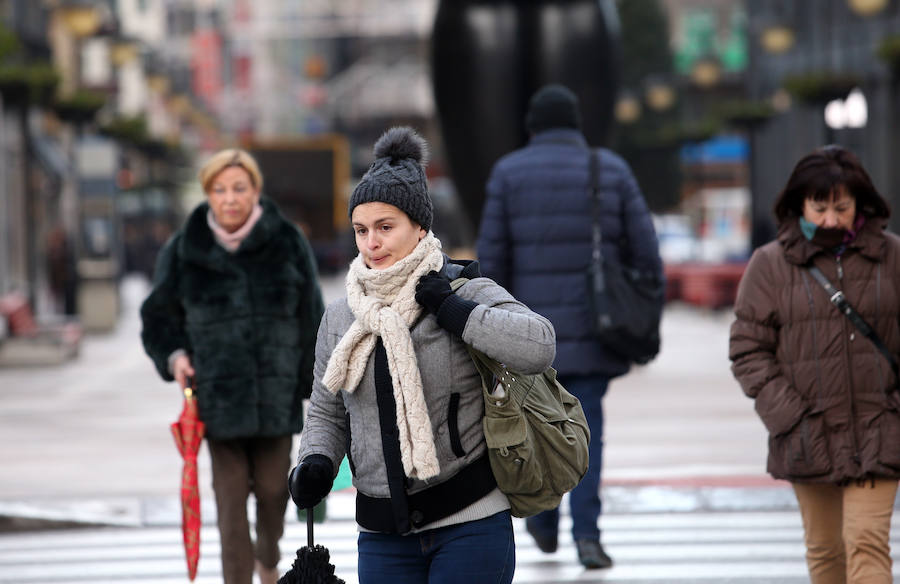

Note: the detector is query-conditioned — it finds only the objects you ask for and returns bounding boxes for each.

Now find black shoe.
[576,539,613,569]
[525,520,558,554]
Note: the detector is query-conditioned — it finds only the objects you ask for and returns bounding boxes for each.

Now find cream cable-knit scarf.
[323,232,444,480]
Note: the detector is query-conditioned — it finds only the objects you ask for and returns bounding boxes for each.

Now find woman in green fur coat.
[140,148,324,584]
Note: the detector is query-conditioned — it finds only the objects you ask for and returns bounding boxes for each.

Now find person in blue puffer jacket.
[476,84,663,569]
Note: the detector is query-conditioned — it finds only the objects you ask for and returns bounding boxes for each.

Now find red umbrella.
[171,384,205,581]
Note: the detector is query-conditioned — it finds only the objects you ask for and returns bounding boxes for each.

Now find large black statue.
[432,0,621,231]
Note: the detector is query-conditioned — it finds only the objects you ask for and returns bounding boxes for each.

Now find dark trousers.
[357,511,515,584]
[207,435,292,584]
[526,374,609,541]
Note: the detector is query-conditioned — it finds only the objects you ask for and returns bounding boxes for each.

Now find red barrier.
[0,292,38,336]
[664,262,747,309]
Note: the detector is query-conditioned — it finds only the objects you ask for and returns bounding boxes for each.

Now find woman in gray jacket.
[288,127,556,584]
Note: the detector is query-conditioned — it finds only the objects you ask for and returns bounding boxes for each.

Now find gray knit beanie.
[348,127,433,232]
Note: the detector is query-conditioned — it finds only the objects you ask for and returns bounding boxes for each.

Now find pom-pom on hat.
[348,126,433,232]
[525,84,582,133]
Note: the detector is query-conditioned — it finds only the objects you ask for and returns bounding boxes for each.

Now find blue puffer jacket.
[476,128,662,377]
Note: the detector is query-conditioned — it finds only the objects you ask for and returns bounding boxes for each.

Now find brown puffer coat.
[730,217,900,483]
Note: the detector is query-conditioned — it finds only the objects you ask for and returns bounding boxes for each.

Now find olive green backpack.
[451,278,591,518]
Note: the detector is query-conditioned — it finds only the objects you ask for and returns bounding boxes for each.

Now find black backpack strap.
[807,264,900,383]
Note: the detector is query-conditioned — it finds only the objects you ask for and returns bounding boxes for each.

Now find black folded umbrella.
[278,510,346,584]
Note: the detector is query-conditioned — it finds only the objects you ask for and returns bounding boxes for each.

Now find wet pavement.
[0,272,880,583]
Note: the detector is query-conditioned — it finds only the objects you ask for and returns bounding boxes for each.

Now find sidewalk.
[0,272,792,531]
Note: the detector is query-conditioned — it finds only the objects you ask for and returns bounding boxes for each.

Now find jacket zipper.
[836,255,862,467]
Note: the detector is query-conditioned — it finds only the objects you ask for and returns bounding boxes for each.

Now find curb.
[0,484,802,534]
[0,499,143,533]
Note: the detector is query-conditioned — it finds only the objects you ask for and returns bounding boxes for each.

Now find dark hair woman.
[140,148,325,584]
[731,145,900,583]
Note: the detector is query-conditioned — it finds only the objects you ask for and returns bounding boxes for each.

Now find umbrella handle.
[184,376,195,400]
[307,507,314,548]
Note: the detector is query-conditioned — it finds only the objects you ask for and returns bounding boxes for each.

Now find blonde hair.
[198,149,264,193]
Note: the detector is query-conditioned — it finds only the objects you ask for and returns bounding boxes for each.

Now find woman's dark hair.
[773,145,890,225]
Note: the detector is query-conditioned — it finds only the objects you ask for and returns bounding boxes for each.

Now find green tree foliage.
[0,21,21,62]
[0,21,60,109]
[613,0,681,213]
[877,34,900,75]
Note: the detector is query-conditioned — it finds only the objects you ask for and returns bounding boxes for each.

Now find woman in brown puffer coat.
[730,145,900,584]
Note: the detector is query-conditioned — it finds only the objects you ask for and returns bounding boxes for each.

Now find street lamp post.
[846,0,889,16]
[614,91,642,125]
[644,76,677,113]
[109,38,139,69]
[759,24,796,55]
[690,56,722,95]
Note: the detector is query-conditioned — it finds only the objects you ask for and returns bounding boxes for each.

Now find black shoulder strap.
[588,150,603,267]
[807,264,900,382]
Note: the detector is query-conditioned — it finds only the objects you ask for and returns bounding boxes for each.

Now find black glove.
[415,271,453,315]
[288,454,334,509]
[415,270,478,338]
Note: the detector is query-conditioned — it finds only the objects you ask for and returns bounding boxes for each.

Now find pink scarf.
[207,203,263,252]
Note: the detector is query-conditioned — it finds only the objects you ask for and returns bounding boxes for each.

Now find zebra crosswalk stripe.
[2,508,900,583]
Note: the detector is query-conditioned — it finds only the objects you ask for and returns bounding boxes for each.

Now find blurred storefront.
[9,0,891,326]
[214,0,447,265]
[0,0,67,319]
[214,1,436,144]
[620,0,900,308]
[0,0,212,359]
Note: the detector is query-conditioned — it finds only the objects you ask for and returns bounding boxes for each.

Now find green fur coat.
[140,198,325,440]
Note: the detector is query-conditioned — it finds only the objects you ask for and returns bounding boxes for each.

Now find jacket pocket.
[345,412,356,476]
[447,393,466,458]
[482,412,543,495]
[872,403,900,471]
[768,413,831,478]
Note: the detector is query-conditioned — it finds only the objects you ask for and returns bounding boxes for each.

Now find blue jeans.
[357,511,515,584]
[526,374,609,542]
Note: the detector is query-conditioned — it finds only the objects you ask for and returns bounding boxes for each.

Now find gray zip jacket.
[297,260,556,531]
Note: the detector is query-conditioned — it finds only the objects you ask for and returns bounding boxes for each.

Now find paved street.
[0,503,850,584]
[0,272,897,582]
